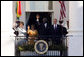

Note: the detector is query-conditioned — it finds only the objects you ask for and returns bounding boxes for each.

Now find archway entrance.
[26,12,53,30]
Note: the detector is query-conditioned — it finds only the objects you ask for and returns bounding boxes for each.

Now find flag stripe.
[18,1,21,15]
[59,1,66,20]
[16,1,22,18]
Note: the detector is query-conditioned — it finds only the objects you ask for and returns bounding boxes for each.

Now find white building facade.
[1,1,83,56]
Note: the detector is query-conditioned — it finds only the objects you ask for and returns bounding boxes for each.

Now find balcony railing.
[14,35,68,56]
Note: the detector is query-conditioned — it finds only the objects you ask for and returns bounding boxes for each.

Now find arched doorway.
[26,12,52,30]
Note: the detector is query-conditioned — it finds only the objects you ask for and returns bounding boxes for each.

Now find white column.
[68,1,83,56]
[53,1,60,23]
[1,1,15,56]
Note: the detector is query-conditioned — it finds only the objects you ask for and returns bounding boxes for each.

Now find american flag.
[59,1,66,20]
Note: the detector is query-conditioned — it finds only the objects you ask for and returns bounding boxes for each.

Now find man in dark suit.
[34,14,42,34]
[39,18,51,41]
[59,20,68,36]
[51,19,62,45]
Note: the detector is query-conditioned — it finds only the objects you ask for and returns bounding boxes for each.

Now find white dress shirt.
[54,24,57,30]
[36,19,39,22]
[44,23,47,28]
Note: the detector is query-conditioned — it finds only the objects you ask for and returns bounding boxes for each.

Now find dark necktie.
[55,25,57,29]
[37,21,40,25]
